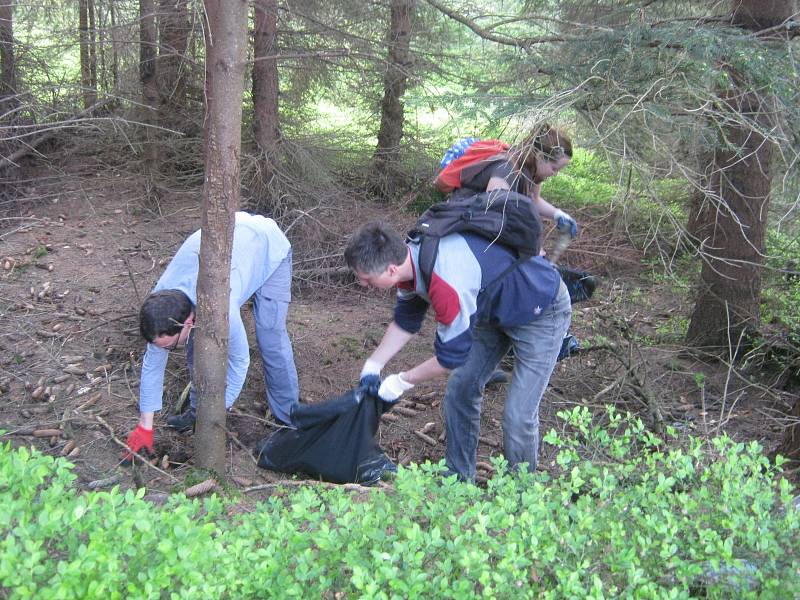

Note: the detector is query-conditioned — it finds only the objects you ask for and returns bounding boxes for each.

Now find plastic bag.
[254,387,397,485]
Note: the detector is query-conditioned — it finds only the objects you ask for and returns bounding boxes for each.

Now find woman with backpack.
[435,125,590,380]
[436,123,578,240]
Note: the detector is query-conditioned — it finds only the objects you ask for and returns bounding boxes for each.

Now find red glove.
[123,424,154,463]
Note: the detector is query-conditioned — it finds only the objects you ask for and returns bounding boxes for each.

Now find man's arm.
[362,321,415,375]
[402,356,450,384]
[224,307,250,408]
[138,344,169,414]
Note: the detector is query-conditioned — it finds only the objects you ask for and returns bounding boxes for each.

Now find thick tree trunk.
[775,393,800,464]
[194,0,248,476]
[685,89,772,348]
[79,0,97,108]
[139,0,160,170]
[372,0,415,188]
[252,0,280,176]
[158,0,190,118]
[686,0,794,348]
[0,0,17,116]
[731,0,796,31]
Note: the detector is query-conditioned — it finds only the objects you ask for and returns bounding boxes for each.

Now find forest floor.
[1,155,797,503]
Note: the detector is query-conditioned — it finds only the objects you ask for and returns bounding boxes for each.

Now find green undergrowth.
[2,407,798,599]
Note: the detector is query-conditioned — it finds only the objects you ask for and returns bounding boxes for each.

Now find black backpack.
[409,190,542,293]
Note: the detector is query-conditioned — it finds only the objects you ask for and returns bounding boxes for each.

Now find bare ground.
[1,162,797,501]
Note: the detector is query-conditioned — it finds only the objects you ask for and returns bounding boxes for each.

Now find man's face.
[153,316,194,350]
[354,266,398,290]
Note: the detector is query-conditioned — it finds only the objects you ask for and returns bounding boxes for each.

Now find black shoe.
[167,407,196,433]
[486,369,510,386]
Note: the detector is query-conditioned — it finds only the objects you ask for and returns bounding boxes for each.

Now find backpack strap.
[415,229,529,296]
[479,253,529,294]
[416,234,439,291]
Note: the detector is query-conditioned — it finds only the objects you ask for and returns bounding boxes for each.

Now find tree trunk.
[158,0,190,119]
[775,390,800,464]
[79,0,97,108]
[88,0,97,92]
[685,0,794,348]
[110,1,120,92]
[0,0,17,116]
[139,0,160,171]
[252,0,280,176]
[194,0,249,476]
[372,0,415,189]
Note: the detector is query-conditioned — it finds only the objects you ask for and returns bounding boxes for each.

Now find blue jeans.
[444,281,571,481]
[188,254,299,424]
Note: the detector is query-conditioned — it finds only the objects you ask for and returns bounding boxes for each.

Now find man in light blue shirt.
[125,212,299,458]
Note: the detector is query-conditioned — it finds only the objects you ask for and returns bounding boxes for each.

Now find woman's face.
[535,155,571,183]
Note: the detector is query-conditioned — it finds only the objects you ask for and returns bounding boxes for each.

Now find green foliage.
[2,411,798,598]
[540,148,618,208]
[762,230,800,332]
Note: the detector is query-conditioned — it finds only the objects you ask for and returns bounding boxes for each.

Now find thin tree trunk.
[194,0,249,476]
[252,0,280,175]
[0,0,17,116]
[110,1,120,91]
[88,0,97,92]
[139,0,159,170]
[79,0,96,108]
[158,0,189,119]
[373,0,415,188]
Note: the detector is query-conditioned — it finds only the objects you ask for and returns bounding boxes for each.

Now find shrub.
[1,412,797,599]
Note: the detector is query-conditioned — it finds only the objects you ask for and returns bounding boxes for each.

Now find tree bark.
[194,0,249,476]
[372,0,416,188]
[79,0,97,109]
[139,0,160,171]
[775,391,800,464]
[88,0,97,92]
[0,0,17,116]
[158,0,190,119]
[685,0,795,348]
[252,0,280,176]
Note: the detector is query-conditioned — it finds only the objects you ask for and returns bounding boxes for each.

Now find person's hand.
[359,373,382,396]
[359,358,383,394]
[553,209,578,238]
[378,373,414,402]
[123,424,154,464]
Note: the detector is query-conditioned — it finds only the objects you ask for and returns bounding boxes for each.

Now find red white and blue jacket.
[394,232,561,369]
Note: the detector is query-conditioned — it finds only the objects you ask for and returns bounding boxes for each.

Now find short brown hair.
[344,222,408,275]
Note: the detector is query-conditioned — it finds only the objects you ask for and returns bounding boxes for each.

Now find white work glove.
[360,359,383,380]
[377,373,414,402]
[359,359,384,395]
[553,209,578,238]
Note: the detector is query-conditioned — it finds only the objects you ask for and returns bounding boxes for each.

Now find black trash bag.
[254,387,397,485]
[557,265,598,304]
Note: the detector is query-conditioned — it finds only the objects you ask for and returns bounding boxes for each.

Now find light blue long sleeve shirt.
[139,212,291,413]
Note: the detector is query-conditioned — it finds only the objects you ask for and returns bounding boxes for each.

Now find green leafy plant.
[1,411,798,599]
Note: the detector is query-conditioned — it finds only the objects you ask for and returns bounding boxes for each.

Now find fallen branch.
[93,415,179,482]
[0,98,115,171]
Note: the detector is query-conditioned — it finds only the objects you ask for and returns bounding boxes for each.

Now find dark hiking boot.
[167,406,196,433]
[486,369,510,386]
